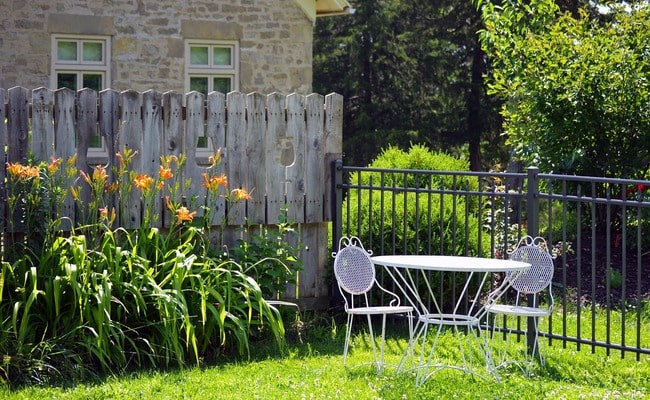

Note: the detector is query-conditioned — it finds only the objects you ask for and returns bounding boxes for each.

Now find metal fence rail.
[332,161,650,359]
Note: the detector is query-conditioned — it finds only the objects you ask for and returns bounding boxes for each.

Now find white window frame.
[51,34,111,91]
[185,40,240,160]
[185,39,239,94]
[51,34,111,161]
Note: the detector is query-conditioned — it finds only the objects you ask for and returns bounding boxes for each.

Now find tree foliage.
[314,0,505,169]
[479,0,650,178]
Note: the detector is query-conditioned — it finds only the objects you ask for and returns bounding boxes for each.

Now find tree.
[479,0,650,178]
[313,0,505,169]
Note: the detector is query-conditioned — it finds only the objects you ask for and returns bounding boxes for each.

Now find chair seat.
[347,305,413,315]
[487,304,551,317]
[419,313,480,327]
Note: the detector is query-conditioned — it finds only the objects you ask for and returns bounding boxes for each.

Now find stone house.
[0,0,353,94]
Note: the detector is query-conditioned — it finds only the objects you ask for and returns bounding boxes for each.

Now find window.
[185,40,239,154]
[186,40,239,95]
[52,35,110,92]
[51,35,111,158]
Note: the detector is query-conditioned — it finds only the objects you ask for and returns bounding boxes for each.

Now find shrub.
[345,144,486,256]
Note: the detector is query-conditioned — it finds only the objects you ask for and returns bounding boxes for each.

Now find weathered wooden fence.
[0,86,343,308]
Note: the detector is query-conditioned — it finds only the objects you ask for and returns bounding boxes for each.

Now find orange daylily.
[89,164,109,186]
[7,163,40,181]
[202,172,228,192]
[46,156,62,175]
[159,166,173,180]
[160,154,179,169]
[134,174,154,193]
[176,206,197,223]
[231,188,252,201]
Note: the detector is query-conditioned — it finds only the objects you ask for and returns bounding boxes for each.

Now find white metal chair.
[486,235,555,374]
[332,236,414,373]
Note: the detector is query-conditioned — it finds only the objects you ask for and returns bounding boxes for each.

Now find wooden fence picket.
[31,88,55,162]
[305,93,325,223]
[246,92,266,225]
[225,91,247,226]
[286,93,306,224]
[120,90,144,229]
[266,92,287,224]
[206,91,227,228]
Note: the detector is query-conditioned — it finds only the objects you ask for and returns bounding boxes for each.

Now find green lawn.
[2,316,648,400]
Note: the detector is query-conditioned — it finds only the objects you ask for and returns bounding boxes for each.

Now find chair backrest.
[333,236,375,296]
[508,236,555,294]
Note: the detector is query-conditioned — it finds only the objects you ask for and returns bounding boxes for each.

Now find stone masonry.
[0,0,314,94]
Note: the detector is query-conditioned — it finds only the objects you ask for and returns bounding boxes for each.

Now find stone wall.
[0,0,313,94]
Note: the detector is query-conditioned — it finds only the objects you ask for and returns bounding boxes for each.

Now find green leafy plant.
[479,0,650,179]
[228,207,304,299]
[346,144,486,256]
[0,148,289,387]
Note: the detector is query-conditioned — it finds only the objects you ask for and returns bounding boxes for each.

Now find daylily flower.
[7,163,40,181]
[159,166,173,180]
[176,206,197,222]
[134,174,154,193]
[93,164,109,184]
[46,156,62,175]
[202,172,228,192]
[231,188,252,201]
[161,154,179,169]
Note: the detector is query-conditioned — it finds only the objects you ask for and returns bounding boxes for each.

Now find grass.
[1,315,649,400]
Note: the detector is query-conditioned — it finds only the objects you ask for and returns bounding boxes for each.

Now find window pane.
[213,77,231,94]
[57,41,77,62]
[89,134,103,148]
[190,46,209,65]
[197,136,209,148]
[190,77,208,95]
[213,47,232,66]
[57,73,77,90]
[83,42,103,62]
[82,74,103,91]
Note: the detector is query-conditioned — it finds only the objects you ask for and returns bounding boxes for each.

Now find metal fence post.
[526,166,540,356]
[330,159,344,310]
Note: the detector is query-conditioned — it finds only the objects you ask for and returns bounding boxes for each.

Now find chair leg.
[488,313,509,371]
[366,314,380,373]
[378,314,388,373]
[416,322,434,386]
[343,313,354,365]
[530,317,545,368]
[397,312,415,372]
[490,314,545,376]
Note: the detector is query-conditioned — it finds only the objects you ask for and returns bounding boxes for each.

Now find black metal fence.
[332,161,650,359]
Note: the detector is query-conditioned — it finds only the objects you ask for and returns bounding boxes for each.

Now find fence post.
[330,159,344,310]
[526,166,540,357]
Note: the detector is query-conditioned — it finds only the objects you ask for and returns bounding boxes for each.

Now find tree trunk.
[467,41,485,171]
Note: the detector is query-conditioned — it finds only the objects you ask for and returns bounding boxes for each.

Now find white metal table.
[371,255,531,385]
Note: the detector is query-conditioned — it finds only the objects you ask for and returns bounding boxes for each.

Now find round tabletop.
[371,255,530,273]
